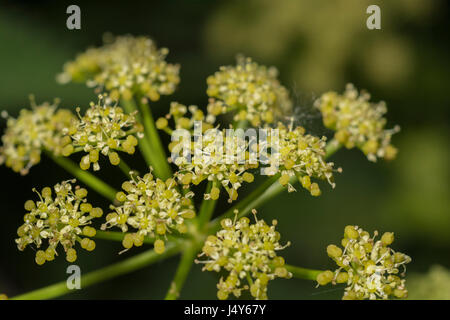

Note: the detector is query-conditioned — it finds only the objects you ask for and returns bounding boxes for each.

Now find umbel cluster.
[0,35,408,300]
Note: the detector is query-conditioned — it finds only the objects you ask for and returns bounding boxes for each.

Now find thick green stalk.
[325,138,341,158]
[120,99,155,170]
[233,120,249,130]
[165,181,220,300]
[285,264,322,281]
[11,242,182,300]
[164,242,198,300]
[45,152,117,202]
[138,99,172,180]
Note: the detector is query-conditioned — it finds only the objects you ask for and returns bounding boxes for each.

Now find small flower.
[101,171,195,254]
[196,211,291,300]
[62,94,142,170]
[0,294,7,300]
[269,122,338,196]
[58,35,180,101]
[316,225,411,300]
[206,56,292,126]
[172,128,257,202]
[157,102,216,133]
[0,99,76,175]
[314,84,400,161]
[15,180,103,264]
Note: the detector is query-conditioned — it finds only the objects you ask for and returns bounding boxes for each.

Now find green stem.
[94,230,127,242]
[246,273,254,286]
[164,243,198,300]
[285,264,322,281]
[45,151,117,202]
[120,99,155,170]
[325,138,341,158]
[196,180,219,230]
[138,98,173,180]
[11,243,182,300]
[117,157,133,178]
[164,180,220,300]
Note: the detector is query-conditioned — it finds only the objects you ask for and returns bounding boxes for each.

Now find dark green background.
[0,0,449,299]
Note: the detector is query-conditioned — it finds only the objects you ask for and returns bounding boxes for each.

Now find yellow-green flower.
[270,122,338,196]
[314,84,399,161]
[16,180,103,264]
[157,102,216,133]
[0,99,75,175]
[102,171,195,254]
[172,127,257,202]
[207,56,292,126]
[58,35,180,101]
[196,211,291,300]
[62,94,142,170]
[316,225,411,300]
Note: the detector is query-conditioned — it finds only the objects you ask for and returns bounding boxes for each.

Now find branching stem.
[17,135,341,300]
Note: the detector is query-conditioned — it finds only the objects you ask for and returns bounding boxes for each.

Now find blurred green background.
[0,0,449,299]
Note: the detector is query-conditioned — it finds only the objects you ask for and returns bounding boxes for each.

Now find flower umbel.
[58,35,180,101]
[270,122,338,196]
[207,56,292,126]
[102,171,195,254]
[172,127,257,202]
[15,180,103,264]
[314,84,400,161]
[316,225,411,300]
[196,211,291,300]
[62,94,142,170]
[0,99,75,175]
